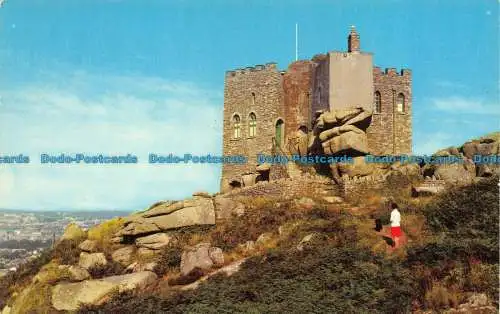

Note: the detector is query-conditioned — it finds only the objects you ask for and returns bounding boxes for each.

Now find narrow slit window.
[248,113,257,137]
[233,115,241,138]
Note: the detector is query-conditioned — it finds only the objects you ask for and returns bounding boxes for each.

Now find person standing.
[390,202,402,248]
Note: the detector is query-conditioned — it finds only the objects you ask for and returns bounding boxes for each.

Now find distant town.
[0,209,130,276]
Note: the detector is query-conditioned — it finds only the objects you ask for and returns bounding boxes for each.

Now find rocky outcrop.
[68,265,91,281]
[180,243,224,275]
[290,107,372,157]
[135,233,172,250]
[78,252,107,270]
[51,271,157,311]
[180,258,248,291]
[214,195,245,219]
[117,197,215,237]
[411,180,446,196]
[444,293,497,314]
[78,239,98,253]
[111,246,135,266]
[125,261,157,273]
[208,247,225,266]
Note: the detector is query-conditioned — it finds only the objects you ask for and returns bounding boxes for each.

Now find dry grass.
[424,283,462,309]
[87,217,125,250]
[35,261,70,285]
[10,283,56,314]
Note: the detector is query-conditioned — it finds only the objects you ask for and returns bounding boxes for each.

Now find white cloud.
[429,96,500,115]
[0,72,223,210]
[413,132,455,155]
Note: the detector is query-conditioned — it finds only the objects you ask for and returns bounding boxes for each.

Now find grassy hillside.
[77,176,499,314]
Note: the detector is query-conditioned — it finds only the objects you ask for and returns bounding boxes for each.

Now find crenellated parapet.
[373,67,411,77]
[225,62,279,78]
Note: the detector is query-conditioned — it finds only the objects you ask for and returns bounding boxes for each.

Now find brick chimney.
[348,25,360,53]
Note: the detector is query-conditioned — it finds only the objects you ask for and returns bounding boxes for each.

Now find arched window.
[251,92,256,106]
[397,93,405,113]
[233,115,241,139]
[275,119,284,148]
[248,113,257,137]
[374,91,382,113]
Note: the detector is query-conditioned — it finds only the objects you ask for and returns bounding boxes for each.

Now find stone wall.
[221,63,284,190]
[222,175,340,200]
[283,60,315,135]
[368,67,412,155]
[311,54,330,116]
[328,51,374,111]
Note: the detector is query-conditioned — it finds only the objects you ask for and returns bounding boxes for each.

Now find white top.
[390,209,401,227]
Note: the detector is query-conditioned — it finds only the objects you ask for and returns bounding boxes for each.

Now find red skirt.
[391,226,402,237]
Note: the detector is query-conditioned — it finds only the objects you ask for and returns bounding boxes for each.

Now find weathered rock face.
[444,293,497,314]
[51,271,157,311]
[180,258,248,291]
[214,195,245,219]
[78,252,107,270]
[117,197,215,237]
[334,156,382,179]
[434,163,475,184]
[135,233,172,250]
[126,261,158,273]
[78,239,98,253]
[136,247,157,259]
[111,246,135,266]
[68,265,91,281]
[180,243,224,275]
[208,247,225,266]
[290,107,372,158]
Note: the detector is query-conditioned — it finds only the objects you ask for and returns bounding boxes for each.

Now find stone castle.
[221,27,412,192]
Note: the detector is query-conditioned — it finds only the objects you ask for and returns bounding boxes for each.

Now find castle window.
[248,113,257,137]
[397,93,405,113]
[275,119,284,148]
[251,92,256,106]
[374,91,382,113]
[233,115,241,139]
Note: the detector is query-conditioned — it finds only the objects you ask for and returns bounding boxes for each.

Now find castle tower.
[313,26,373,111]
[347,25,360,53]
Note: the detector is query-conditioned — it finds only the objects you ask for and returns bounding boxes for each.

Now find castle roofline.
[373,66,411,76]
[225,62,279,77]
[328,50,373,56]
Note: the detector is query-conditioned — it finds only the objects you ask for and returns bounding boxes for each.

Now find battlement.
[225,62,279,78]
[373,66,411,77]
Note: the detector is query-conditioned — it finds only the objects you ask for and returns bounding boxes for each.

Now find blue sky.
[0,0,498,210]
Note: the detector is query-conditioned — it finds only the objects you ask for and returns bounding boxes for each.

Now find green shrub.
[88,259,125,279]
[467,262,499,302]
[424,284,460,310]
[88,217,125,248]
[424,176,499,240]
[152,246,183,276]
[0,249,53,308]
[52,239,83,265]
[80,244,416,314]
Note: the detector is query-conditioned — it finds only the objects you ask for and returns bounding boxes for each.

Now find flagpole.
[295,23,298,61]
